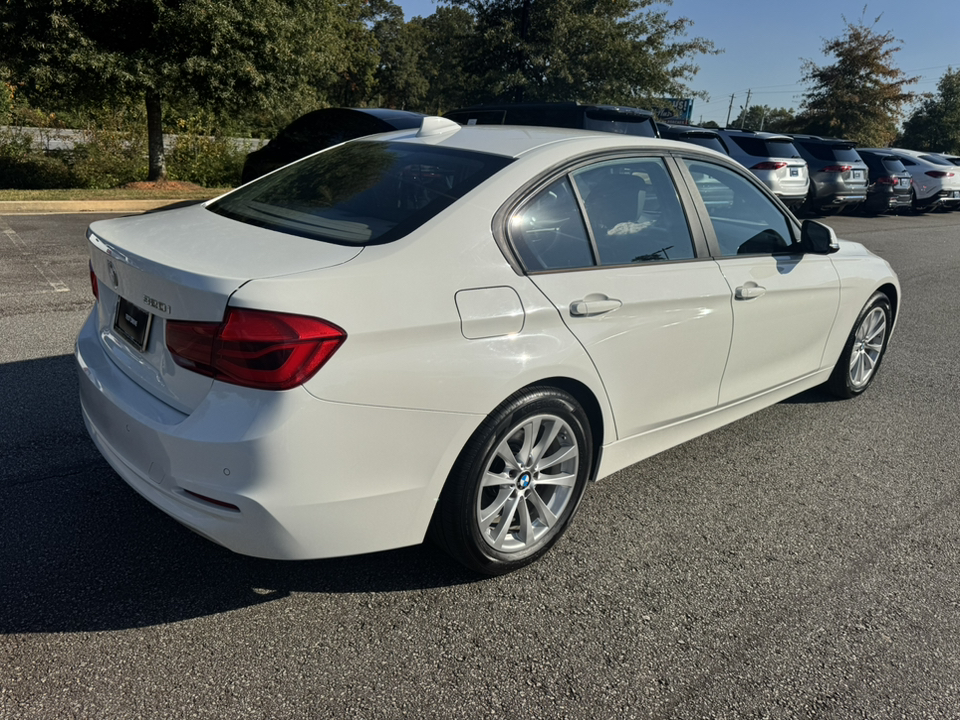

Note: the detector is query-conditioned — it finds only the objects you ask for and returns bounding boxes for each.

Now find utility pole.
[725,94,735,127]
[739,89,752,129]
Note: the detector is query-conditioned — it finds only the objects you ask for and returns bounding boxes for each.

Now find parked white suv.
[715,129,809,209]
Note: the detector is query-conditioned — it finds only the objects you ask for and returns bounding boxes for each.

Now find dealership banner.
[657,98,694,125]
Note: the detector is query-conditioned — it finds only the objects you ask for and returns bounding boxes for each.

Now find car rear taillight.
[751,162,788,170]
[166,308,346,391]
[89,261,99,300]
[822,165,852,173]
[876,176,896,185]
[925,171,955,178]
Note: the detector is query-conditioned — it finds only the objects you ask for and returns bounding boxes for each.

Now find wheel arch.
[876,282,899,325]
[519,376,606,483]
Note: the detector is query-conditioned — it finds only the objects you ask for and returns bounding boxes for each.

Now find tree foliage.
[0,0,362,179]
[731,105,796,133]
[899,68,960,154]
[794,13,918,146]
[441,0,717,106]
[413,6,478,114]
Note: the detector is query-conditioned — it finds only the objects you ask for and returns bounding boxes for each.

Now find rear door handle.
[570,296,622,316]
[735,284,766,300]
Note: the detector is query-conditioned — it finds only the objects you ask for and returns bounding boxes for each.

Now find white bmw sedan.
[77,117,900,575]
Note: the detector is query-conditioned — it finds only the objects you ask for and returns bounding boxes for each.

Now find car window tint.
[800,142,837,162]
[210,141,512,245]
[731,137,801,159]
[573,158,695,266]
[683,159,796,257]
[881,158,907,173]
[510,177,595,271]
[583,111,657,137]
[919,154,952,166]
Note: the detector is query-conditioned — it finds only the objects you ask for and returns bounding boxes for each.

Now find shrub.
[0,154,76,189]
[167,113,245,187]
[69,108,148,189]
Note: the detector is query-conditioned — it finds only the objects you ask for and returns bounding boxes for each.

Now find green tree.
[0,0,353,181]
[794,13,918,146]
[442,0,717,106]
[732,105,796,133]
[415,6,478,114]
[372,2,430,110]
[899,68,960,153]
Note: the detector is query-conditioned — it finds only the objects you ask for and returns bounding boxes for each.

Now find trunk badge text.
[142,295,171,314]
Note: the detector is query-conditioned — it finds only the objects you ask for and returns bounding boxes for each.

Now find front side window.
[683,159,797,257]
[210,141,512,245]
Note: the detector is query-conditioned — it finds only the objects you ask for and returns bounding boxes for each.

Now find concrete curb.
[0,199,208,215]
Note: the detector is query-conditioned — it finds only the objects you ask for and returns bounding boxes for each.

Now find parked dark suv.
[444,102,659,138]
[856,149,913,214]
[241,108,426,183]
[657,123,728,154]
[789,135,868,214]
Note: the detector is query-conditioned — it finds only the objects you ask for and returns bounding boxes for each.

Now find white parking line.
[0,216,70,293]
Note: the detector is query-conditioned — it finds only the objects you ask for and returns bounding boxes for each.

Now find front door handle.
[570,295,622,316]
[735,284,766,300]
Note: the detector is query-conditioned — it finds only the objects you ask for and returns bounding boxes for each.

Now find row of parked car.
[658,123,960,216]
[241,103,960,217]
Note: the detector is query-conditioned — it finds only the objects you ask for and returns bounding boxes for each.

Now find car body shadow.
[0,355,481,635]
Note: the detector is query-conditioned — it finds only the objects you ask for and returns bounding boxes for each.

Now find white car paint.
[76,121,900,564]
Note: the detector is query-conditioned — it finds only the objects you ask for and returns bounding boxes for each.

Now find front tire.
[431,387,594,575]
[827,292,892,399]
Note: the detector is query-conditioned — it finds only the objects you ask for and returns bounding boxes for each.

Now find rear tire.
[430,387,594,575]
[826,292,892,399]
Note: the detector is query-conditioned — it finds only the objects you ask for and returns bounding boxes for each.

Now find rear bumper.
[811,185,867,207]
[864,188,912,212]
[75,308,479,560]
[937,189,960,208]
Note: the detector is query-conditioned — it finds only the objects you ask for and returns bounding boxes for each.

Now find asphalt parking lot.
[2,210,959,719]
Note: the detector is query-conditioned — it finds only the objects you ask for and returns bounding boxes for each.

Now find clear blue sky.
[397,0,956,125]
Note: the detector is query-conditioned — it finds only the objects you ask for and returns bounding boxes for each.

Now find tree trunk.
[146,90,166,182]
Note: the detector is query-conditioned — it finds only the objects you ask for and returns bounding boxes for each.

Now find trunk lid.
[87,203,362,413]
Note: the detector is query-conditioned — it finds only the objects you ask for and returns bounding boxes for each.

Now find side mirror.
[801,219,840,254]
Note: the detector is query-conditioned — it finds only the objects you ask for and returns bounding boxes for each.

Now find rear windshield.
[667,132,727,154]
[583,110,658,137]
[730,136,802,159]
[209,141,512,245]
[881,157,907,173]
[799,141,861,163]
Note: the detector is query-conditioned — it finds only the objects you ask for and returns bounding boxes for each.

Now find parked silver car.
[789,135,868,214]
[715,129,809,209]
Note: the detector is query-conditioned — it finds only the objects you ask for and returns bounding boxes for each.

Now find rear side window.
[510,157,695,271]
[920,154,953,166]
[210,141,511,245]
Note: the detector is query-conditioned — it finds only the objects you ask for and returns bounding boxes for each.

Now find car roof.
[373,120,720,160]
[717,129,794,141]
[446,101,655,117]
